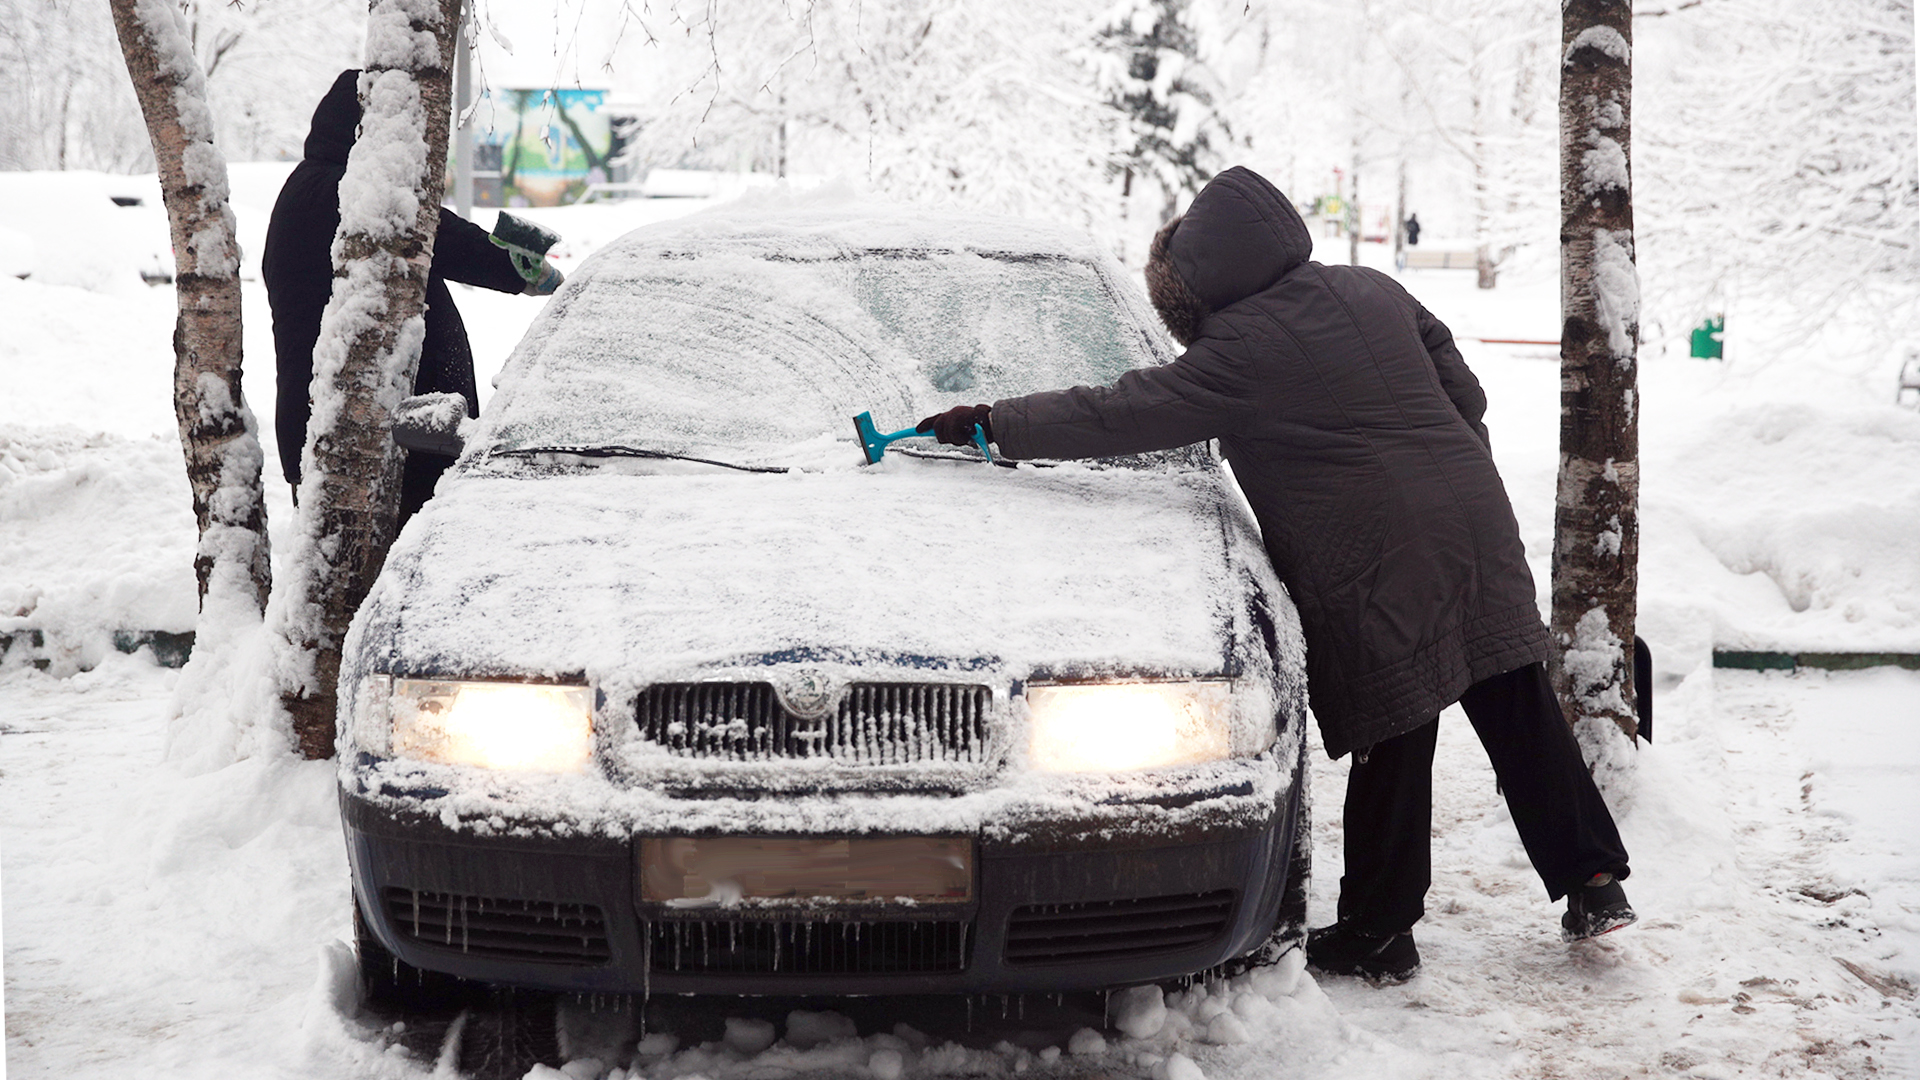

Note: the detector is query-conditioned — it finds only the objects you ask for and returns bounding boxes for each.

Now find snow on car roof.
[582,182,1114,262]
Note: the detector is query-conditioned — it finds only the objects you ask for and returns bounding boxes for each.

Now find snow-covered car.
[338,200,1312,1002]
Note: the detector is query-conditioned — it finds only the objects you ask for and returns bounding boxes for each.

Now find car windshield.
[483,249,1167,464]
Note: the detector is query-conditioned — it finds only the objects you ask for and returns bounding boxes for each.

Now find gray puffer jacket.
[991,166,1549,758]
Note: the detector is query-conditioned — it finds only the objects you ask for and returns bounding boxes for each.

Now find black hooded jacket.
[991,167,1551,758]
[263,69,526,515]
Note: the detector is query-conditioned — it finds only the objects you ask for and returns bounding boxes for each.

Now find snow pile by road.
[1645,398,1920,654]
[480,961,1351,1080]
[0,427,197,672]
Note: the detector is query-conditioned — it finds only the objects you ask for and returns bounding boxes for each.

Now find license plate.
[639,836,973,905]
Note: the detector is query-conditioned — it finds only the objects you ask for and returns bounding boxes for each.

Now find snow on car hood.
[357,453,1247,690]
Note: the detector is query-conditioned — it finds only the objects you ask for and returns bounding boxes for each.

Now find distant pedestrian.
[263,69,561,525]
[1404,212,1422,246]
[920,166,1634,983]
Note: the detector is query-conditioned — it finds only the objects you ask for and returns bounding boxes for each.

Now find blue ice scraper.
[853,411,993,465]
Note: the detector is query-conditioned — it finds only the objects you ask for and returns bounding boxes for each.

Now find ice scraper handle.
[853,410,994,465]
[968,423,993,462]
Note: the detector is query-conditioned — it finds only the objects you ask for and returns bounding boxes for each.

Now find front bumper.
[343,754,1305,996]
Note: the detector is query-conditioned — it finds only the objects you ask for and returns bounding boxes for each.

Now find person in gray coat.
[920,166,1634,982]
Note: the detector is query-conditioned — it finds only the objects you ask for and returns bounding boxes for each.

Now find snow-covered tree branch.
[1370,0,1558,286]
[1096,0,1237,232]
[616,0,1128,238]
[4,0,152,171]
[1635,0,1918,362]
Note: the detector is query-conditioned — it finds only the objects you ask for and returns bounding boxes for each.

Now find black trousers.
[1336,662,1631,936]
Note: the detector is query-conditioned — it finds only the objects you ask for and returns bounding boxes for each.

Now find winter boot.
[1562,872,1637,942]
[1305,923,1421,983]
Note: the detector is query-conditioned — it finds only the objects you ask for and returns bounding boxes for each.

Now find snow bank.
[10,651,1915,1078]
[0,426,197,672]
[472,950,1368,1080]
[1,656,350,1076]
[1643,398,1920,655]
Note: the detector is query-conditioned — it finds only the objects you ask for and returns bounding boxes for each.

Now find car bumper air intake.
[1002,890,1236,966]
[383,887,612,965]
[645,918,970,975]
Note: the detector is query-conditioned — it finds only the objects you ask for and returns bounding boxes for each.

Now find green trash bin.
[1690,315,1724,359]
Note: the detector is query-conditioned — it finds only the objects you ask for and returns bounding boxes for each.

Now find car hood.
[356,456,1246,688]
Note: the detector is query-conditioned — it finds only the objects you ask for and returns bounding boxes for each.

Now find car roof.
[581,193,1112,270]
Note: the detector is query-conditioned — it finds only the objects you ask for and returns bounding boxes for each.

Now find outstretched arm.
[988,341,1255,460]
[432,207,533,294]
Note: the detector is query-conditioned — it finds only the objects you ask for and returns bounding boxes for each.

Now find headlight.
[389,679,594,773]
[1026,680,1233,773]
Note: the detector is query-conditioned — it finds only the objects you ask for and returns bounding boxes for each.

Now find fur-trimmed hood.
[1145,166,1314,346]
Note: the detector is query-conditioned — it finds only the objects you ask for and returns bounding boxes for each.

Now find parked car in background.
[0,173,175,289]
[338,199,1312,1003]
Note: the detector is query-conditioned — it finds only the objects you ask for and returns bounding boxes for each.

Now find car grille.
[635,682,991,763]
[383,887,612,965]
[1002,890,1236,966]
[646,918,969,975]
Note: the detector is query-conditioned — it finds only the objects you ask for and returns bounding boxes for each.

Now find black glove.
[916,404,993,447]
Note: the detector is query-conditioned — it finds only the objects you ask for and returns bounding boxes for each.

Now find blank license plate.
[639,836,972,905]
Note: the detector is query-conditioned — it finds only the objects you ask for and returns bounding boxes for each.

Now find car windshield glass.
[483,250,1166,463]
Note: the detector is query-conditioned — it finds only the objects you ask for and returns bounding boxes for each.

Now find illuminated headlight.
[1026,680,1233,773]
[388,679,594,773]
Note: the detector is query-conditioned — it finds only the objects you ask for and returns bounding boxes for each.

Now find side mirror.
[393,393,469,458]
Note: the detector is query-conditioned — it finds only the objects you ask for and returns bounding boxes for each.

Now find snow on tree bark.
[1553,0,1640,765]
[271,0,462,761]
[108,0,272,620]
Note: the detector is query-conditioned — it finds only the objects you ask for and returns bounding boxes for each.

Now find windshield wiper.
[494,445,790,474]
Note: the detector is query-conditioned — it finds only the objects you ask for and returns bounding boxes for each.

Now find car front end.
[338,459,1308,996]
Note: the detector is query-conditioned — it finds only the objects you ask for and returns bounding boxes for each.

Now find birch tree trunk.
[1552,0,1640,757]
[108,0,272,619]
[274,0,463,760]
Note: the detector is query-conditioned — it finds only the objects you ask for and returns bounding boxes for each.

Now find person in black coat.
[921,167,1633,982]
[1404,212,1422,246]
[264,69,556,524]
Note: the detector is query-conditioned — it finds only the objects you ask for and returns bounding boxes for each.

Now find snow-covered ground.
[3,175,1918,1079]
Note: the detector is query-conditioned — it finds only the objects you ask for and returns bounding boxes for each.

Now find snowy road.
[4,656,1914,1078]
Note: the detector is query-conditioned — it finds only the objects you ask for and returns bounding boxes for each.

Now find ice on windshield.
[482,249,1160,459]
